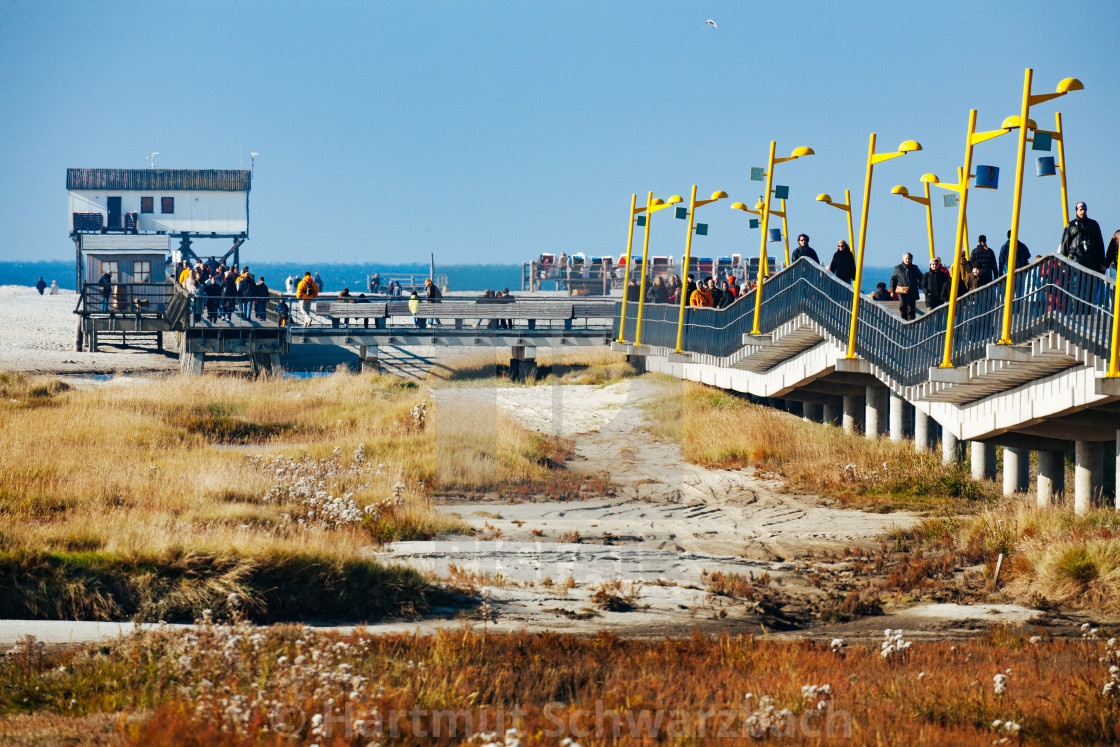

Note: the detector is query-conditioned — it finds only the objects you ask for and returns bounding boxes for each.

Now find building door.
[107,196,122,229]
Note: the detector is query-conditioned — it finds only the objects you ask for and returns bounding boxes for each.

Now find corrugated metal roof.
[80,235,172,252]
[67,169,251,192]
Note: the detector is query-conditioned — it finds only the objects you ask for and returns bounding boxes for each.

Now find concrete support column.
[803,403,823,423]
[179,350,205,376]
[865,386,888,439]
[359,345,379,374]
[822,403,841,426]
[942,430,963,465]
[842,395,862,435]
[970,441,997,481]
[913,410,931,452]
[1074,440,1104,515]
[889,393,908,443]
[510,345,537,381]
[1002,447,1030,496]
[1037,450,1065,508]
[1115,431,1120,510]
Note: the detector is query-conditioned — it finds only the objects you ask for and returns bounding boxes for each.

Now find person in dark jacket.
[998,229,1032,275]
[253,277,270,321]
[871,281,893,301]
[204,276,222,322]
[921,257,951,310]
[237,271,255,319]
[890,253,924,320]
[648,276,669,304]
[220,271,238,322]
[35,277,47,295]
[791,234,819,264]
[970,235,998,284]
[98,271,112,310]
[1059,201,1106,271]
[829,240,856,283]
[1107,229,1119,271]
[424,278,443,326]
[626,279,640,302]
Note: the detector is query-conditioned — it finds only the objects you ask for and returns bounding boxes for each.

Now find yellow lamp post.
[816,191,856,260]
[890,173,939,260]
[999,69,1083,345]
[616,194,650,343]
[632,192,683,346]
[751,143,814,334]
[731,198,768,279]
[1053,111,1072,225]
[845,134,922,358]
[672,187,727,353]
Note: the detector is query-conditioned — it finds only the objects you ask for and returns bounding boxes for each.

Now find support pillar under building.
[822,403,841,426]
[889,393,909,443]
[802,403,822,423]
[359,345,380,374]
[971,441,997,481]
[914,410,931,452]
[1074,440,1104,515]
[842,395,862,434]
[942,430,963,465]
[1037,449,1065,507]
[510,345,537,381]
[1002,446,1030,496]
[865,386,888,439]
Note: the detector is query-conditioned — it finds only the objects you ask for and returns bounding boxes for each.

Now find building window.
[132,261,152,284]
[100,261,119,283]
[140,197,154,213]
[161,197,174,214]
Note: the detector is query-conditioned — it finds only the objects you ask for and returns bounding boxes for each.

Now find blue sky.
[1,0,1117,267]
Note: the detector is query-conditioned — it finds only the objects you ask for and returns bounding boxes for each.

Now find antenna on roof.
[250,152,259,173]
[146,152,159,169]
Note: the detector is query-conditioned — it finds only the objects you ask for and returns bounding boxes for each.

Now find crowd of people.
[619,207,1120,320]
[172,257,273,324]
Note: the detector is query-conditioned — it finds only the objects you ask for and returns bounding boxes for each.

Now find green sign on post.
[750,167,765,182]
[675,207,688,220]
[695,223,708,236]
[774,185,789,200]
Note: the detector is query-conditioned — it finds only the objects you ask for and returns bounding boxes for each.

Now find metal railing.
[78,282,173,314]
[613,255,1116,385]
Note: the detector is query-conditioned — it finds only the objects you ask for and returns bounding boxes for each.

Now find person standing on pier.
[890,252,924,320]
[791,234,819,265]
[921,257,951,310]
[98,271,112,311]
[1060,201,1106,271]
[296,271,319,326]
[424,278,443,327]
[971,235,998,284]
[254,276,270,321]
[829,240,856,283]
[285,274,296,295]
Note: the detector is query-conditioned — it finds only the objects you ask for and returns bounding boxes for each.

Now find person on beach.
[35,277,46,295]
[829,240,856,283]
[254,276,270,321]
[49,280,58,295]
[296,271,319,326]
[890,252,924,320]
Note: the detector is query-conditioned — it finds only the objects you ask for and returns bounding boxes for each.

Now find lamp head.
[920,173,939,183]
[650,198,665,207]
[731,202,747,211]
[890,185,910,196]
[710,190,728,200]
[897,140,922,153]
[666,195,683,205]
[1001,115,1039,131]
[250,152,259,158]
[754,199,765,210]
[1056,77,1084,94]
[815,193,832,203]
[790,146,815,158]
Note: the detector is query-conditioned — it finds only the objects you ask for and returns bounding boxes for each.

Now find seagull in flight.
[706,19,717,29]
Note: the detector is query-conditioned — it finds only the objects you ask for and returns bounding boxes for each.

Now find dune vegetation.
[0,369,597,622]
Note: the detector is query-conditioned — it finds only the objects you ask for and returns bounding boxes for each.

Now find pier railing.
[78,282,173,315]
[614,255,1116,386]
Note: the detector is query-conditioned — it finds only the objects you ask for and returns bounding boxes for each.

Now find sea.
[1,260,901,293]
